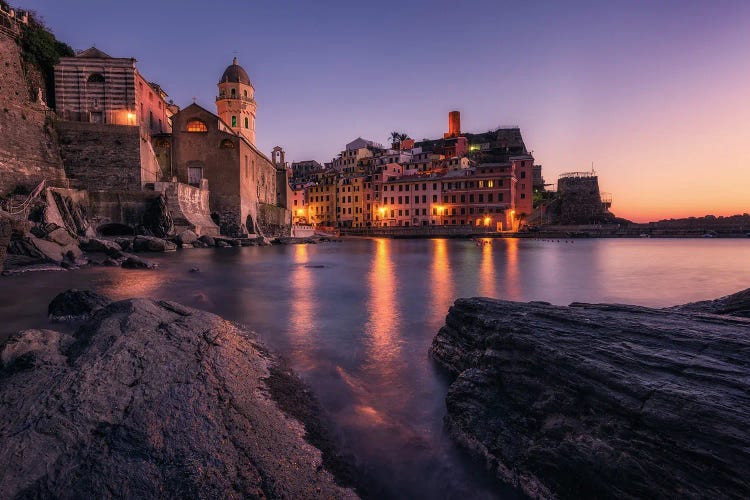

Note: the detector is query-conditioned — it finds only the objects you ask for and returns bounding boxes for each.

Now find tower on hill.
[216,57,256,145]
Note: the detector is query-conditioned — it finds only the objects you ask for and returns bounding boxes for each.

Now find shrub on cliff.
[17,10,73,108]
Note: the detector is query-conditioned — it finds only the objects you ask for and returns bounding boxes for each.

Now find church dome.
[219,58,252,86]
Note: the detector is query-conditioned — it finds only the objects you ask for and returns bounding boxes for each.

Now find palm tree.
[389,131,410,147]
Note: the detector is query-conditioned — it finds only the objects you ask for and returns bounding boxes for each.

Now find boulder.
[430,296,750,499]
[80,237,122,255]
[114,237,133,252]
[198,235,215,247]
[133,235,177,253]
[48,289,113,322]
[216,240,231,248]
[0,297,357,499]
[46,227,76,247]
[8,235,79,264]
[175,230,198,246]
[121,255,157,270]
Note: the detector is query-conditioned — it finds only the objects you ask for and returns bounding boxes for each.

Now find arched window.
[220,139,234,149]
[231,88,236,97]
[244,117,249,129]
[243,89,248,98]
[186,119,208,132]
[87,73,105,83]
[231,116,237,127]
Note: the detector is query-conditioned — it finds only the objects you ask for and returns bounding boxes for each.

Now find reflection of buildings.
[504,238,521,300]
[364,239,401,368]
[479,241,497,298]
[430,238,454,316]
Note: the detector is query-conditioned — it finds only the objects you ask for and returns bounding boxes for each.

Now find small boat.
[639,233,650,238]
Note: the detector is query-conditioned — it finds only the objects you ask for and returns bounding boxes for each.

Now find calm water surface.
[1,238,749,498]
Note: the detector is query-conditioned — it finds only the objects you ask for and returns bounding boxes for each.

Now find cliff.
[0,292,358,498]
[430,292,750,499]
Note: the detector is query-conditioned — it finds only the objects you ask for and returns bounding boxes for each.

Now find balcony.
[215,95,255,103]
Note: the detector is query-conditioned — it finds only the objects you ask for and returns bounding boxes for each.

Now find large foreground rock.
[430,294,750,499]
[0,297,357,499]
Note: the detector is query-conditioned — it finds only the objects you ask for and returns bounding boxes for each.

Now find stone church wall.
[56,121,143,191]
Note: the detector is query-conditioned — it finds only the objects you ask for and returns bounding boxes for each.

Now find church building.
[170,58,290,237]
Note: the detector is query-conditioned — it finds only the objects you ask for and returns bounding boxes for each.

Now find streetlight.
[378,206,387,227]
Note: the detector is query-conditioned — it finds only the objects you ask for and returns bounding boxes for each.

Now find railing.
[559,171,597,179]
[1,180,45,217]
[215,95,255,103]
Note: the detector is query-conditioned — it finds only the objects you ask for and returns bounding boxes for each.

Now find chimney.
[447,110,461,138]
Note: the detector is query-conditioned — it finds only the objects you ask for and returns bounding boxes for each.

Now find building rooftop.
[219,57,252,86]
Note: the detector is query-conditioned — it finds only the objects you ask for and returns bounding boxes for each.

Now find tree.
[389,131,410,145]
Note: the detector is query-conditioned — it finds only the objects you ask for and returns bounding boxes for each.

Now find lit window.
[487,180,494,188]
[186,119,208,132]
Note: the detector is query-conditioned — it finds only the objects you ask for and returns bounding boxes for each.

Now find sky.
[18,0,750,222]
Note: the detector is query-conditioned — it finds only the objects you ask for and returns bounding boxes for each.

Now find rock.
[0,216,12,272]
[216,240,231,248]
[46,227,76,246]
[121,255,157,270]
[133,235,177,253]
[0,297,357,499]
[114,237,133,252]
[9,235,78,264]
[671,287,750,318]
[30,222,61,240]
[430,297,750,499]
[1,329,73,370]
[189,267,200,273]
[48,289,112,322]
[142,194,173,237]
[191,239,208,248]
[175,230,198,245]
[80,237,122,255]
[198,235,215,247]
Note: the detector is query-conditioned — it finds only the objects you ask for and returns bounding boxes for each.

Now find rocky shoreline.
[1,210,339,275]
[430,289,750,499]
[0,290,359,498]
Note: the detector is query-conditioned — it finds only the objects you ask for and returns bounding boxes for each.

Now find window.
[232,116,237,127]
[188,165,203,186]
[87,73,105,83]
[245,117,249,128]
[433,195,437,202]
[231,88,236,97]
[220,139,235,149]
[244,89,248,98]
[487,180,494,188]
[186,119,208,132]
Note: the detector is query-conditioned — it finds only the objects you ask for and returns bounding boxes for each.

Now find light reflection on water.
[1,238,749,498]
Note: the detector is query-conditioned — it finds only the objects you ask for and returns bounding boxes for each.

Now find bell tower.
[216,57,257,145]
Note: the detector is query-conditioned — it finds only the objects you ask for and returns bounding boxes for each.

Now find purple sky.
[18,0,750,220]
